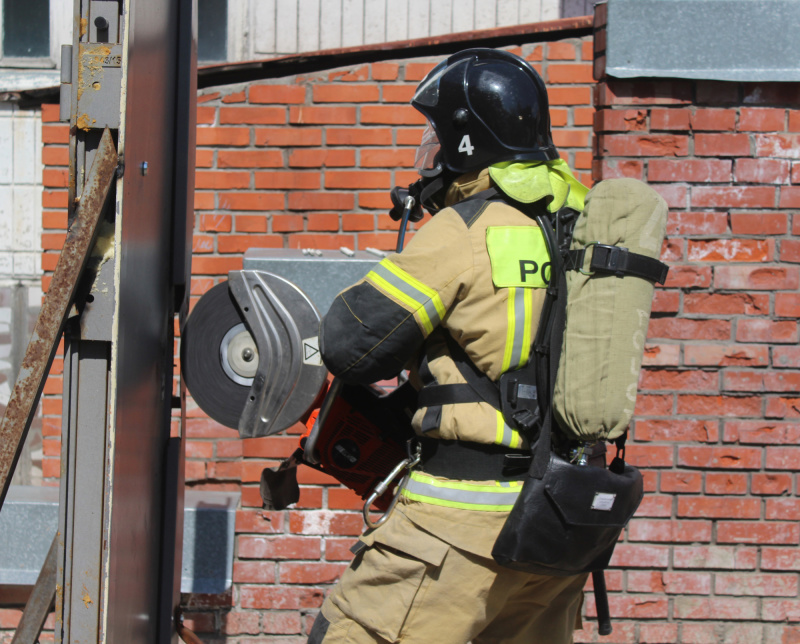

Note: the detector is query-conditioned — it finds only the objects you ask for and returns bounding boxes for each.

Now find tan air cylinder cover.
[553,178,668,442]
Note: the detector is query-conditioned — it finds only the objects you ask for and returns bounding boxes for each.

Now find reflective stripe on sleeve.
[367,259,446,335]
[494,411,522,449]
[401,471,522,511]
[501,286,534,372]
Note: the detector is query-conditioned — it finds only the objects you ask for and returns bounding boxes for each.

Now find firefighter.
[310,48,590,644]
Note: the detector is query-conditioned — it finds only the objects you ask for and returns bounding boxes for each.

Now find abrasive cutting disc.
[181,281,254,428]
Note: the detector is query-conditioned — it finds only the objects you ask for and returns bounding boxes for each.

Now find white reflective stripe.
[402,471,522,511]
[504,286,534,372]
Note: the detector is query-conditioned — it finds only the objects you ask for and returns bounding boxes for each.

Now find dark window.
[198,0,227,62]
[3,0,50,58]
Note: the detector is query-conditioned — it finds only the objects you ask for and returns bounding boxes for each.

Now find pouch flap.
[368,511,450,567]
[543,454,643,527]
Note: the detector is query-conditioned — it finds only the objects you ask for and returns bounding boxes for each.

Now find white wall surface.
[0,105,42,280]
[243,0,561,58]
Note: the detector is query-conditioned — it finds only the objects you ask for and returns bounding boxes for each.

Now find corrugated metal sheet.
[606,0,800,81]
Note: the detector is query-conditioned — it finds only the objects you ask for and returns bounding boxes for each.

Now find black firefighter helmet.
[411,48,558,178]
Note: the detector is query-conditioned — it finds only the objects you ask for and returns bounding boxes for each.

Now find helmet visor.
[414,122,441,171]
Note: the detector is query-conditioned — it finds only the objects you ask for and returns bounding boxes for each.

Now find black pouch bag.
[492,413,643,576]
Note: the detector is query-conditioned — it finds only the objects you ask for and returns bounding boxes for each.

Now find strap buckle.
[576,242,628,277]
[363,440,422,529]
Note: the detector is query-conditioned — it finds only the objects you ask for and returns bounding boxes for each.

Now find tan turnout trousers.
[311,499,587,644]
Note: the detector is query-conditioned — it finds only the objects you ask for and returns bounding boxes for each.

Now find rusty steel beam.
[0,128,118,510]
[10,535,58,644]
[198,15,594,88]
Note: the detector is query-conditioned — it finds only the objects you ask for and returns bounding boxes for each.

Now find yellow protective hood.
[489,159,588,213]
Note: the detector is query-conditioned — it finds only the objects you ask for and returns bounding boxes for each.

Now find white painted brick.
[298,0,321,52]
[0,116,13,186]
[27,284,42,308]
[276,0,299,53]
[429,0,453,36]
[520,0,544,23]
[363,0,386,45]
[14,253,37,277]
[319,0,343,49]
[387,0,409,41]
[253,0,277,55]
[341,0,364,47]
[475,0,498,27]
[452,0,475,33]
[13,186,40,251]
[541,0,559,21]
[407,0,430,39]
[497,0,519,26]
[0,252,12,275]
[0,186,12,251]
[13,114,37,185]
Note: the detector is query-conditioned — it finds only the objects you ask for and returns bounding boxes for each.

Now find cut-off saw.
[180,248,417,515]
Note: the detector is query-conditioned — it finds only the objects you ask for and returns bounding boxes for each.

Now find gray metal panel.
[0,487,237,594]
[243,248,382,315]
[606,0,800,81]
[181,492,238,594]
[104,0,187,639]
[0,486,59,585]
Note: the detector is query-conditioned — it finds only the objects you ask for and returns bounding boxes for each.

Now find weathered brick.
[689,238,773,262]
[600,134,689,157]
[634,419,718,442]
[665,211,727,236]
[736,319,798,343]
[714,265,799,291]
[673,545,758,570]
[648,158,732,183]
[691,185,776,209]
[648,318,730,341]
[756,133,800,159]
[736,158,792,184]
[678,446,762,470]
[730,212,788,235]
[650,108,691,131]
[691,109,737,131]
[673,596,759,621]
[627,520,712,544]
[677,394,763,417]
[684,293,769,316]
[717,521,800,545]
[704,472,748,495]
[724,370,800,393]
[739,108,786,132]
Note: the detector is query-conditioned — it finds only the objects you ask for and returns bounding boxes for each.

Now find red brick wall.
[584,11,800,644]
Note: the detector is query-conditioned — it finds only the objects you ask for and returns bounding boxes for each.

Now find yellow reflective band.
[401,471,522,511]
[486,226,551,289]
[502,287,516,372]
[366,259,445,335]
[494,411,523,449]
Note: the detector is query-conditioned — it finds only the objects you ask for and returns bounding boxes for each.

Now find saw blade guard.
[227,270,328,438]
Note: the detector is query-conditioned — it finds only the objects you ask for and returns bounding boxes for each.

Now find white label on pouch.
[591,492,616,512]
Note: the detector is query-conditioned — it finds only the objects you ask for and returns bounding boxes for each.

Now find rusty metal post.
[10,535,59,644]
[0,128,118,511]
